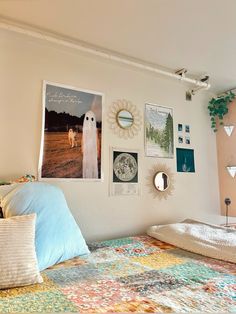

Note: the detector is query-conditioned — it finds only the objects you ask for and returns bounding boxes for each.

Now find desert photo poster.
[39,81,103,180]
[145,103,174,158]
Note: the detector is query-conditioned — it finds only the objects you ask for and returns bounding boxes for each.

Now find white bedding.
[147,219,236,263]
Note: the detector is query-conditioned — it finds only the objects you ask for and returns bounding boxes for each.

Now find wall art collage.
[38,81,195,198]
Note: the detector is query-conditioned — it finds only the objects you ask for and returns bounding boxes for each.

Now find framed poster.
[110,148,139,196]
[39,81,103,181]
[176,148,195,173]
[145,104,174,158]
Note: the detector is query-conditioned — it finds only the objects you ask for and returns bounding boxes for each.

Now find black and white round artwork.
[113,153,138,182]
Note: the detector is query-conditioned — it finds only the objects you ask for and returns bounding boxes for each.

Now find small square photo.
[185,136,190,144]
[185,125,190,133]
[178,136,183,144]
[178,124,183,132]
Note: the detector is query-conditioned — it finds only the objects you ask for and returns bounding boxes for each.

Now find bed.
[0,235,235,313]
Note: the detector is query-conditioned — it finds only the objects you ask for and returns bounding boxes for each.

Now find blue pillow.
[2,182,90,270]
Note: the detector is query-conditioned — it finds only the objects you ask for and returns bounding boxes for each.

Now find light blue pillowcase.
[2,182,90,270]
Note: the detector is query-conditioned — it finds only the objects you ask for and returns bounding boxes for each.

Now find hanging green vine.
[208,91,235,132]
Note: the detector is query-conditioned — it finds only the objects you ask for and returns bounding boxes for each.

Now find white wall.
[0,29,223,241]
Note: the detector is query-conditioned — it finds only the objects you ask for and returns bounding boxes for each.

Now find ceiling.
[0,0,236,93]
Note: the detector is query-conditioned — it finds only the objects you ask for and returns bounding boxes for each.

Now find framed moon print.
[39,81,103,181]
[110,148,140,196]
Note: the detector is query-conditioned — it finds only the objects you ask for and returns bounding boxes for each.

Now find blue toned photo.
[176,148,195,173]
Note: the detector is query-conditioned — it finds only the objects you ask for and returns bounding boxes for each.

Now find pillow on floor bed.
[1,182,90,270]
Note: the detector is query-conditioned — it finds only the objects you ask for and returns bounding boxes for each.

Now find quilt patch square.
[45,264,101,286]
[0,290,78,313]
[202,274,236,301]
[82,247,123,264]
[96,260,148,279]
[113,241,161,257]
[0,275,56,298]
[160,262,222,285]
[134,236,175,250]
[47,256,87,270]
[97,237,135,248]
[168,248,207,261]
[131,251,186,269]
[61,279,136,312]
[167,248,236,276]
[118,270,186,295]
[199,257,236,275]
[149,284,236,313]
[104,298,172,313]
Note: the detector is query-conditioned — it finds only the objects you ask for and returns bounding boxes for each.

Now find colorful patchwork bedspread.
[0,235,236,313]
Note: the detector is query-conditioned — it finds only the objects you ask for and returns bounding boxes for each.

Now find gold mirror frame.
[107,99,142,139]
[116,110,134,129]
[147,164,174,200]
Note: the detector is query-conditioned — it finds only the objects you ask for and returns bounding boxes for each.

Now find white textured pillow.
[0,184,19,204]
[0,214,43,289]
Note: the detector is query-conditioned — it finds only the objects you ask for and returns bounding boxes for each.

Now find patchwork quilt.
[0,235,235,313]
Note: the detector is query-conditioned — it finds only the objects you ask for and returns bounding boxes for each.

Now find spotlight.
[175,68,188,79]
[200,75,210,83]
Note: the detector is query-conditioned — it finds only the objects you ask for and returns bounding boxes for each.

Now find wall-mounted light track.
[0,16,211,91]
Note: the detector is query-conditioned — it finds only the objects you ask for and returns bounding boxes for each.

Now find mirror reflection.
[117,110,134,129]
[154,172,170,191]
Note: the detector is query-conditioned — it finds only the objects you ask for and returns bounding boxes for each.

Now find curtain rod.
[0,17,210,90]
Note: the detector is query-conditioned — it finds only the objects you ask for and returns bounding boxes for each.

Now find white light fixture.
[226,166,236,178]
[224,125,234,136]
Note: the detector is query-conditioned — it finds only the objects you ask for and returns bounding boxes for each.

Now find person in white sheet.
[82,110,98,178]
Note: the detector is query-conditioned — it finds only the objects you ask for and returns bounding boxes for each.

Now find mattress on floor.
[0,235,235,313]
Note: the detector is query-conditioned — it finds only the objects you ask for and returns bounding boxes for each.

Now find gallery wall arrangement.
[37,78,197,199]
[1,26,224,241]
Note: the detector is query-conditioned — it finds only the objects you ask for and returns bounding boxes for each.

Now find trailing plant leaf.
[208,92,235,131]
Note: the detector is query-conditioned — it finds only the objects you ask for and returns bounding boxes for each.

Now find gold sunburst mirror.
[107,99,142,139]
[147,164,174,200]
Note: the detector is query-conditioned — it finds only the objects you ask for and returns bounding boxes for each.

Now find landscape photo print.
[145,103,174,158]
[39,82,103,180]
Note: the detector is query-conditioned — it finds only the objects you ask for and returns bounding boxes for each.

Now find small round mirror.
[117,110,134,129]
[154,172,170,192]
